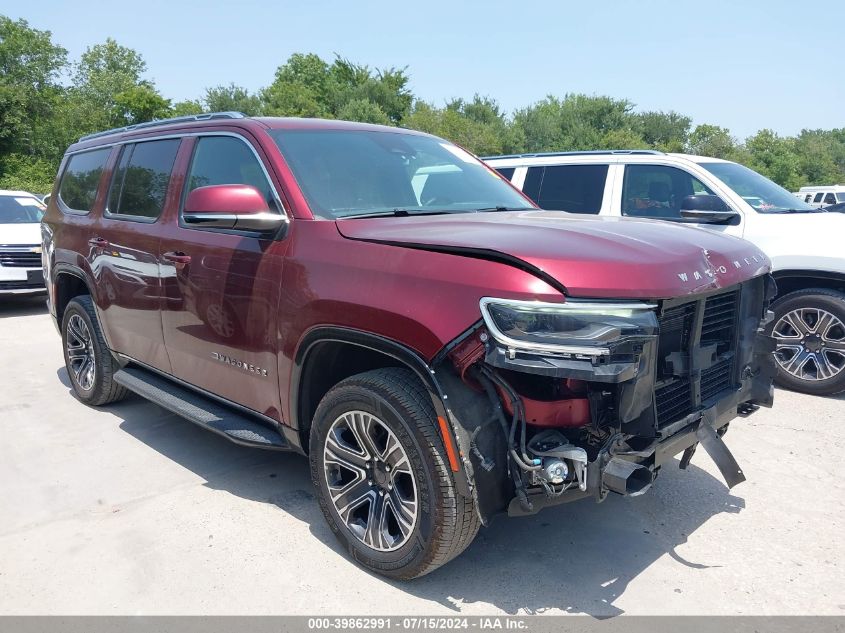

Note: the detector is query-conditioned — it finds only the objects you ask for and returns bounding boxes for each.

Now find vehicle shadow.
[57,367,744,617]
[0,295,47,318]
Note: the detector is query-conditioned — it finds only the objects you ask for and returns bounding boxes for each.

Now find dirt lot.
[0,295,843,616]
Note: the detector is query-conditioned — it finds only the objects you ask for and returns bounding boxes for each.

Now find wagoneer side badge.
[211,351,268,377]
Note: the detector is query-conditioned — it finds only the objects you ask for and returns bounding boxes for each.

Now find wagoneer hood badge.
[337,210,770,299]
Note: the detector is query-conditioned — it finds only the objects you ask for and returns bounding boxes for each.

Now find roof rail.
[78,111,247,143]
[481,149,665,160]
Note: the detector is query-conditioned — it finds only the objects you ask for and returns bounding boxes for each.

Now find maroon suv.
[42,113,776,579]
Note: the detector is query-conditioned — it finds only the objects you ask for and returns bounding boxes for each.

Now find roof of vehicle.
[797,184,845,191]
[0,190,41,198]
[69,112,429,153]
[483,149,665,161]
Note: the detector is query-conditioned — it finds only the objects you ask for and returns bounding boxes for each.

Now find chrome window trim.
[65,131,291,221]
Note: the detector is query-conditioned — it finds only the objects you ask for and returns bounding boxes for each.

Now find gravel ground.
[0,295,843,616]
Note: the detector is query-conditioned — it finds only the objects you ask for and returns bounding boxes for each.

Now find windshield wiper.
[769,208,826,214]
[475,206,536,212]
[341,208,459,219]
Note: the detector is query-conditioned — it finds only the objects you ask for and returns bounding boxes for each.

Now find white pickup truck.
[484,151,845,396]
[0,190,47,296]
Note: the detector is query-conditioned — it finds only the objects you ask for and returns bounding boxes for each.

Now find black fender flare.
[291,326,474,498]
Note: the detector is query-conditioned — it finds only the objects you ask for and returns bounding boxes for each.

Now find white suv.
[0,190,47,296]
[484,150,845,396]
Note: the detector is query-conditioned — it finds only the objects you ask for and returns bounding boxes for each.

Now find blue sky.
[4,0,843,139]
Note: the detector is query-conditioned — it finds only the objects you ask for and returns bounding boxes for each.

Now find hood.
[0,222,41,246]
[336,211,770,299]
[745,211,845,275]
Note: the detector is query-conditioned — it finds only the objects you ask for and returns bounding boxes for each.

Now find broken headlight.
[479,297,657,359]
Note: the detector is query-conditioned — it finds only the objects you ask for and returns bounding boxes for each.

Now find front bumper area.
[438,275,777,523]
[507,388,753,516]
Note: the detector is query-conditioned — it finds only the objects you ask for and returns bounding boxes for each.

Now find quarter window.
[184,136,276,211]
[107,139,180,219]
[58,148,111,213]
[622,164,716,219]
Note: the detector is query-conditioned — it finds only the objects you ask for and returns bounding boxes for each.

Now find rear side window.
[520,165,608,214]
[107,139,180,220]
[813,193,824,203]
[494,167,515,181]
[823,193,836,205]
[58,148,111,213]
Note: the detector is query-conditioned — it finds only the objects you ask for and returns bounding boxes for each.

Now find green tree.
[112,82,171,125]
[635,110,691,152]
[744,129,801,189]
[513,94,637,152]
[0,152,56,192]
[0,16,67,157]
[261,53,412,124]
[261,53,332,118]
[71,38,168,131]
[170,99,204,117]
[403,95,522,156]
[687,124,737,158]
[204,83,262,115]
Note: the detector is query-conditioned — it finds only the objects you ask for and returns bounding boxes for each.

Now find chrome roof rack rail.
[78,111,247,142]
[481,149,665,160]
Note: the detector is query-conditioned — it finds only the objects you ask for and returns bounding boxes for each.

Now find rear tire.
[310,368,479,579]
[767,288,845,396]
[61,295,128,406]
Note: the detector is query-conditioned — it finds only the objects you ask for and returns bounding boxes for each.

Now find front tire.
[768,289,845,396]
[61,295,127,406]
[310,368,479,579]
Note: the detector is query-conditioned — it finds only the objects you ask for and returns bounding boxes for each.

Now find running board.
[114,366,290,450]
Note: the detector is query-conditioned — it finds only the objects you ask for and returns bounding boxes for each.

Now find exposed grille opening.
[701,358,734,402]
[654,288,741,429]
[0,250,42,268]
[655,378,692,427]
[702,290,739,351]
[657,302,695,378]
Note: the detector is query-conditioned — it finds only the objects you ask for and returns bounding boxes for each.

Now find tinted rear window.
[107,139,180,219]
[59,148,111,213]
[520,165,608,214]
[494,167,515,181]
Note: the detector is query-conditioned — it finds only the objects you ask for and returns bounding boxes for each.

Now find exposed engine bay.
[433,275,778,521]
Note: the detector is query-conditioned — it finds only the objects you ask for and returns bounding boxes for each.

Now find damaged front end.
[433,275,778,522]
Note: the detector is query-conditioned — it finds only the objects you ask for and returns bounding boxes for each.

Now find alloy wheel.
[773,307,845,381]
[323,411,418,552]
[66,314,96,391]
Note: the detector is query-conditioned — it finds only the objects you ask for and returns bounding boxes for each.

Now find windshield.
[0,195,46,223]
[700,162,817,213]
[270,129,534,218]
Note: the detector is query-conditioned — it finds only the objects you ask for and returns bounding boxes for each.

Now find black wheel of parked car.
[768,288,845,396]
[61,295,128,406]
[310,367,480,579]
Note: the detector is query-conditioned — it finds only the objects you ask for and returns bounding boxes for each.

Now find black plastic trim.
[292,326,472,495]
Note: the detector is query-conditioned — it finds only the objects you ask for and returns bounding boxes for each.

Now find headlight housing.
[480,297,657,359]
